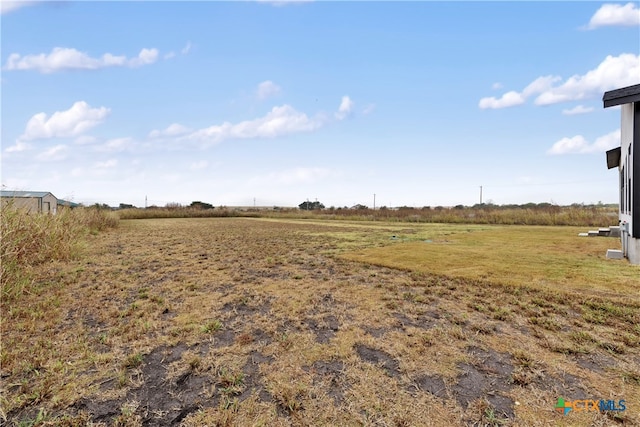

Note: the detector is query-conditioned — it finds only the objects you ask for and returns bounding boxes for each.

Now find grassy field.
[2,217,639,426]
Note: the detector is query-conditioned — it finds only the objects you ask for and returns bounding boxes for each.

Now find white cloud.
[187,104,323,144]
[128,48,159,67]
[37,144,68,161]
[256,80,281,100]
[480,53,640,109]
[534,54,639,105]
[587,3,640,29]
[5,47,160,73]
[522,75,562,97]
[547,129,619,155]
[478,91,525,109]
[1,1,37,14]
[562,105,594,115]
[491,82,503,90]
[20,101,110,141]
[149,123,191,138]
[335,95,354,120]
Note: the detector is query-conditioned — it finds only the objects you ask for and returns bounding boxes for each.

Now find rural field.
[2,216,640,426]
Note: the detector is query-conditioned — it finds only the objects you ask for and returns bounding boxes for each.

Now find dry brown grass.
[1,217,638,426]
[0,205,118,301]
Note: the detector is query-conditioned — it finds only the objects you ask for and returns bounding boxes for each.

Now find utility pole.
[373,193,376,210]
[479,186,483,205]
[145,195,147,209]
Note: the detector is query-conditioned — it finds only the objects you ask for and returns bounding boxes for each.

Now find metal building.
[1,190,58,214]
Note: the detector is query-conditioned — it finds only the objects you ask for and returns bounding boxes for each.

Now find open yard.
[2,217,639,426]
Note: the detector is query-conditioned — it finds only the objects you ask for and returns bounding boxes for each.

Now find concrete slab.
[609,226,621,238]
[606,249,624,260]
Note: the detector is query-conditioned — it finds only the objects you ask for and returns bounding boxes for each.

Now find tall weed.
[0,205,118,301]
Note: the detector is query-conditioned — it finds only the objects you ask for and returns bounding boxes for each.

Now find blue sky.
[2,1,639,208]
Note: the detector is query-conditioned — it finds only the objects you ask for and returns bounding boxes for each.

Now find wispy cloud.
[256,80,282,100]
[5,141,31,153]
[562,105,594,116]
[95,159,118,169]
[19,101,110,141]
[479,53,640,109]
[149,123,191,138]
[586,2,640,29]
[187,104,324,145]
[155,95,354,147]
[165,41,192,60]
[547,130,619,155]
[362,103,376,115]
[37,144,68,161]
[1,1,38,15]
[181,41,192,55]
[96,137,134,153]
[5,47,159,73]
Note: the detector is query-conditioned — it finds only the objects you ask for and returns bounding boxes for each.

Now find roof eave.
[603,83,640,108]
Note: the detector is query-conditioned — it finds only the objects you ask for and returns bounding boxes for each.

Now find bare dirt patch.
[355,344,401,378]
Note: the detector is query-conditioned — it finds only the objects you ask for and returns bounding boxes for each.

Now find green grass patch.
[340,225,639,296]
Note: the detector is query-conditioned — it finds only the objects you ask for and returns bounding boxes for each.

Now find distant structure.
[1,190,58,214]
[603,83,640,264]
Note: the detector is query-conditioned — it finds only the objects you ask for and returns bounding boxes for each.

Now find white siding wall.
[619,103,637,264]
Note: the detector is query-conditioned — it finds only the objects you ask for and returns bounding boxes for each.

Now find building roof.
[1,190,56,199]
[603,83,640,108]
[58,199,80,207]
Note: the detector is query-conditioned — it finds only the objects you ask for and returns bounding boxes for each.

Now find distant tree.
[94,203,113,210]
[118,203,135,209]
[165,202,182,209]
[189,201,214,210]
[298,201,325,210]
[352,204,368,210]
